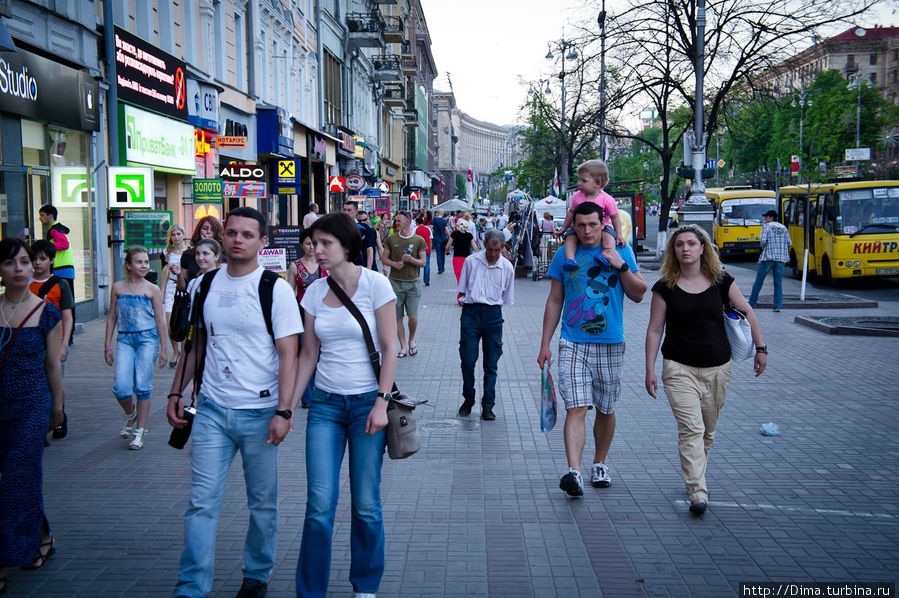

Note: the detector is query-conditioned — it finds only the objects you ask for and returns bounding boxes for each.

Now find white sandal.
[129,427,146,450]
[120,409,137,439]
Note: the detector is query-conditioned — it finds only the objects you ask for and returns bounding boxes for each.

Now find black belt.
[464,302,502,308]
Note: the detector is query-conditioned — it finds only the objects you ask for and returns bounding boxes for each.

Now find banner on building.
[114,26,188,121]
[120,104,195,173]
[223,181,266,198]
[108,167,154,209]
[193,178,223,203]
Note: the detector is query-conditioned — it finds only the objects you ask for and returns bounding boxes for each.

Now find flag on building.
[466,164,475,200]
[551,168,560,197]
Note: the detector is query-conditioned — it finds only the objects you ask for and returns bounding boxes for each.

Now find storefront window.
[47,125,95,302]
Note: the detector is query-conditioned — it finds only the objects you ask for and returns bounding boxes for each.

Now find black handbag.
[326,277,426,459]
[169,288,191,342]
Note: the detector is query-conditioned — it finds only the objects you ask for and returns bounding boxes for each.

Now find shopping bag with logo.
[540,359,558,433]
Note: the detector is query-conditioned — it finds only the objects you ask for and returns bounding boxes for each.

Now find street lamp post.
[847,73,869,176]
[545,38,578,198]
[598,2,607,161]
[791,89,814,172]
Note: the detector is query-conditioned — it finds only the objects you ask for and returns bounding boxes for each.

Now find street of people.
[2,206,897,597]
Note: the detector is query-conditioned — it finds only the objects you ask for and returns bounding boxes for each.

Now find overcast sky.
[420,0,898,128]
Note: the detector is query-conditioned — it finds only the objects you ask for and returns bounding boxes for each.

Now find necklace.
[0,292,27,327]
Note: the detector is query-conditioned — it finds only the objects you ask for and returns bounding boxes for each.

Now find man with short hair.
[538,202,646,497]
[302,203,320,229]
[39,204,76,333]
[431,210,450,274]
[167,207,301,598]
[380,211,427,357]
[344,200,377,269]
[495,208,508,231]
[748,209,791,312]
[457,229,514,421]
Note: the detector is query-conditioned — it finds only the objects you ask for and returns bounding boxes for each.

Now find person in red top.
[415,216,433,286]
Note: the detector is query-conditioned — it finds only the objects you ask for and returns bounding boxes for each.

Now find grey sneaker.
[591,462,611,488]
[559,470,584,497]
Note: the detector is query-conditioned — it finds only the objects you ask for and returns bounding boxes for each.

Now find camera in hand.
[168,406,197,449]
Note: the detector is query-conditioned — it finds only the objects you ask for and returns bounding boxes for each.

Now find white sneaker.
[353,594,377,598]
[120,409,137,439]
[129,427,146,450]
[591,462,611,488]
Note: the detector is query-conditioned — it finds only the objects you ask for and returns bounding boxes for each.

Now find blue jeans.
[299,333,315,406]
[423,251,431,284]
[113,330,159,401]
[459,304,504,408]
[297,387,386,597]
[435,239,447,272]
[174,395,279,598]
[748,260,784,309]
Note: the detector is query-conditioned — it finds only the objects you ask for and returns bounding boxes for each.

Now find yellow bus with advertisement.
[778,181,899,283]
[705,187,778,258]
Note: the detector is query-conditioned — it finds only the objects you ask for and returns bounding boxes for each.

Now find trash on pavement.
[760,422,781,436]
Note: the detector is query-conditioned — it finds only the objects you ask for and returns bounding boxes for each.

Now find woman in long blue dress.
[0,238,64,594]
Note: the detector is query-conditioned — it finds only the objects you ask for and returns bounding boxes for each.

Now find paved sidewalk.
[7,259,899,597]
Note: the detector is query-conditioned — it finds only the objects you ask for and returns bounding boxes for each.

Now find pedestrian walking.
[446,219,478,283]
[431,209,450,274]
[748,209,792,312]
[645,224,767,515]
[38,204,76,337]
[344,201,378,270]
[303,203,321,230]
[380,211,426,358]
[0,239,64,594]
[538,202,646,497]
[456,229,514,421]
[178,216,225,289]
[29,240,74,439]
[290,213,397,598]
[414,215,433,286]
[104,246,168,450]
[183,239,221,301]
[166,207,301,598]
[161,224,188,368]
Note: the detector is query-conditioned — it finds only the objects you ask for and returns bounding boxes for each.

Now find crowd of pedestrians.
[0,164,773,595]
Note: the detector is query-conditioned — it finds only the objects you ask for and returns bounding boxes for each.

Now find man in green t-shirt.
[380,211,427,357]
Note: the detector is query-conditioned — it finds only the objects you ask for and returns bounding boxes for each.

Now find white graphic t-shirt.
[200,266,302,409]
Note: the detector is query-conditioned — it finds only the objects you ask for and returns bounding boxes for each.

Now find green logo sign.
[193,178,223,203]
[108,167,153,209]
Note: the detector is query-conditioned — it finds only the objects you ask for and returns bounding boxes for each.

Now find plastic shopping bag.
[540,360,558,433]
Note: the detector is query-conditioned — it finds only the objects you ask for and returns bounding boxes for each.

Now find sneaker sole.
[591,480,611,488]
[559,477,584,497]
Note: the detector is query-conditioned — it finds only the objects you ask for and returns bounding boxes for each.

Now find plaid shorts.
[557,338,625,414]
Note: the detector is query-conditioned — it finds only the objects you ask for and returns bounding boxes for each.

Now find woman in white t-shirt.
[292,213,397,597]
[161,225,187,367]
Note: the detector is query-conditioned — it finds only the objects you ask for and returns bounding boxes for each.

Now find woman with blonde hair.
[644,224,767,515]
[161,224,187,367]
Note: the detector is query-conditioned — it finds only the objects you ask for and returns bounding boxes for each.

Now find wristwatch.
[617,262,630,273]
[377,392,395,400]
[275,409,293,420]
[755,345,768,354]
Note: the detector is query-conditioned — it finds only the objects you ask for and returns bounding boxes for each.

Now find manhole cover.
[419,418,481,432]
[794,316,899,337]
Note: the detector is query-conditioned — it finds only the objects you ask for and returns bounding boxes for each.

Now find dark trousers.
[459,303,504,408]
[435,239,447,273]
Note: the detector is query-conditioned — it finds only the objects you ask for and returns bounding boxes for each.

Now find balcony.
[347,12,386,51]
[382,84,407,108]
[845,62,859,74]
[400,41,413,58]
[373,55,402,82]
[382,15,404,43]
[403,107,419,127]
[401,55,417,76]
[372,0,397,3]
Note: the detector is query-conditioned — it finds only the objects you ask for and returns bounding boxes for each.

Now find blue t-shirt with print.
[547,243,639,344]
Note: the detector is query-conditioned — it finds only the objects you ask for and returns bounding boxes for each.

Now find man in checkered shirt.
[749,210,792,312]
[537,202,647,498]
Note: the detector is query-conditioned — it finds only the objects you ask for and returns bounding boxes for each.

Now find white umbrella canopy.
[433,198,475,212]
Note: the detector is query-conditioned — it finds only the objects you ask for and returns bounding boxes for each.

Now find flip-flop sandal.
[408,345,418,356]
[22,536,54,570]
[397,351,407,358]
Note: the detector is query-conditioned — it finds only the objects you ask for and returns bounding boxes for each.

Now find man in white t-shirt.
[167,207,302,598]
[303,203,320,229]
[496,208,508,231]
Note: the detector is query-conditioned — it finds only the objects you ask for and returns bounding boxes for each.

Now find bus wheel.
[822,256,835,286]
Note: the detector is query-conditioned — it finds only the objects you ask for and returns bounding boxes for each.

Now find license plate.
[875,268,899,274]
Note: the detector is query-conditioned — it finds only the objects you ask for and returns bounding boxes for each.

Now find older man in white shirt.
[456,229,515,421]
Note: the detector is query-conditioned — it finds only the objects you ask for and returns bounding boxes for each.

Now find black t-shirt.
[354,223,378,267]
[451,231,474,258]
[652,272,734,367]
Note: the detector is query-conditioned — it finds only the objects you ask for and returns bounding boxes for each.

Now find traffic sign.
[717,159,726,168]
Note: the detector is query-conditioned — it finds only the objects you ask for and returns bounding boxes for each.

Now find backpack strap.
[258,269,279,342]
[187,269,220,395]
[37,275,62,299]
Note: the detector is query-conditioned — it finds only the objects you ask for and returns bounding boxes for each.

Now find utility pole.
[598,2,607,161]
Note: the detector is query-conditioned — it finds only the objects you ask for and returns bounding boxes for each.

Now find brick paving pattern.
[7,259,898,597]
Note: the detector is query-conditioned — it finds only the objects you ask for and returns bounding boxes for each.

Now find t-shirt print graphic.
[564,257,620,335]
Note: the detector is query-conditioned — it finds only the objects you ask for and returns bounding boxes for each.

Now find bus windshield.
[719,197,776,226]
[836,187,899,235]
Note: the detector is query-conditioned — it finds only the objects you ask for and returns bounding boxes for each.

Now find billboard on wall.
[120,104,195,173]
[114,26,188,121]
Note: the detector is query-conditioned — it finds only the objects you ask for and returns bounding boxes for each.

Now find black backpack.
[187,268,280,391]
